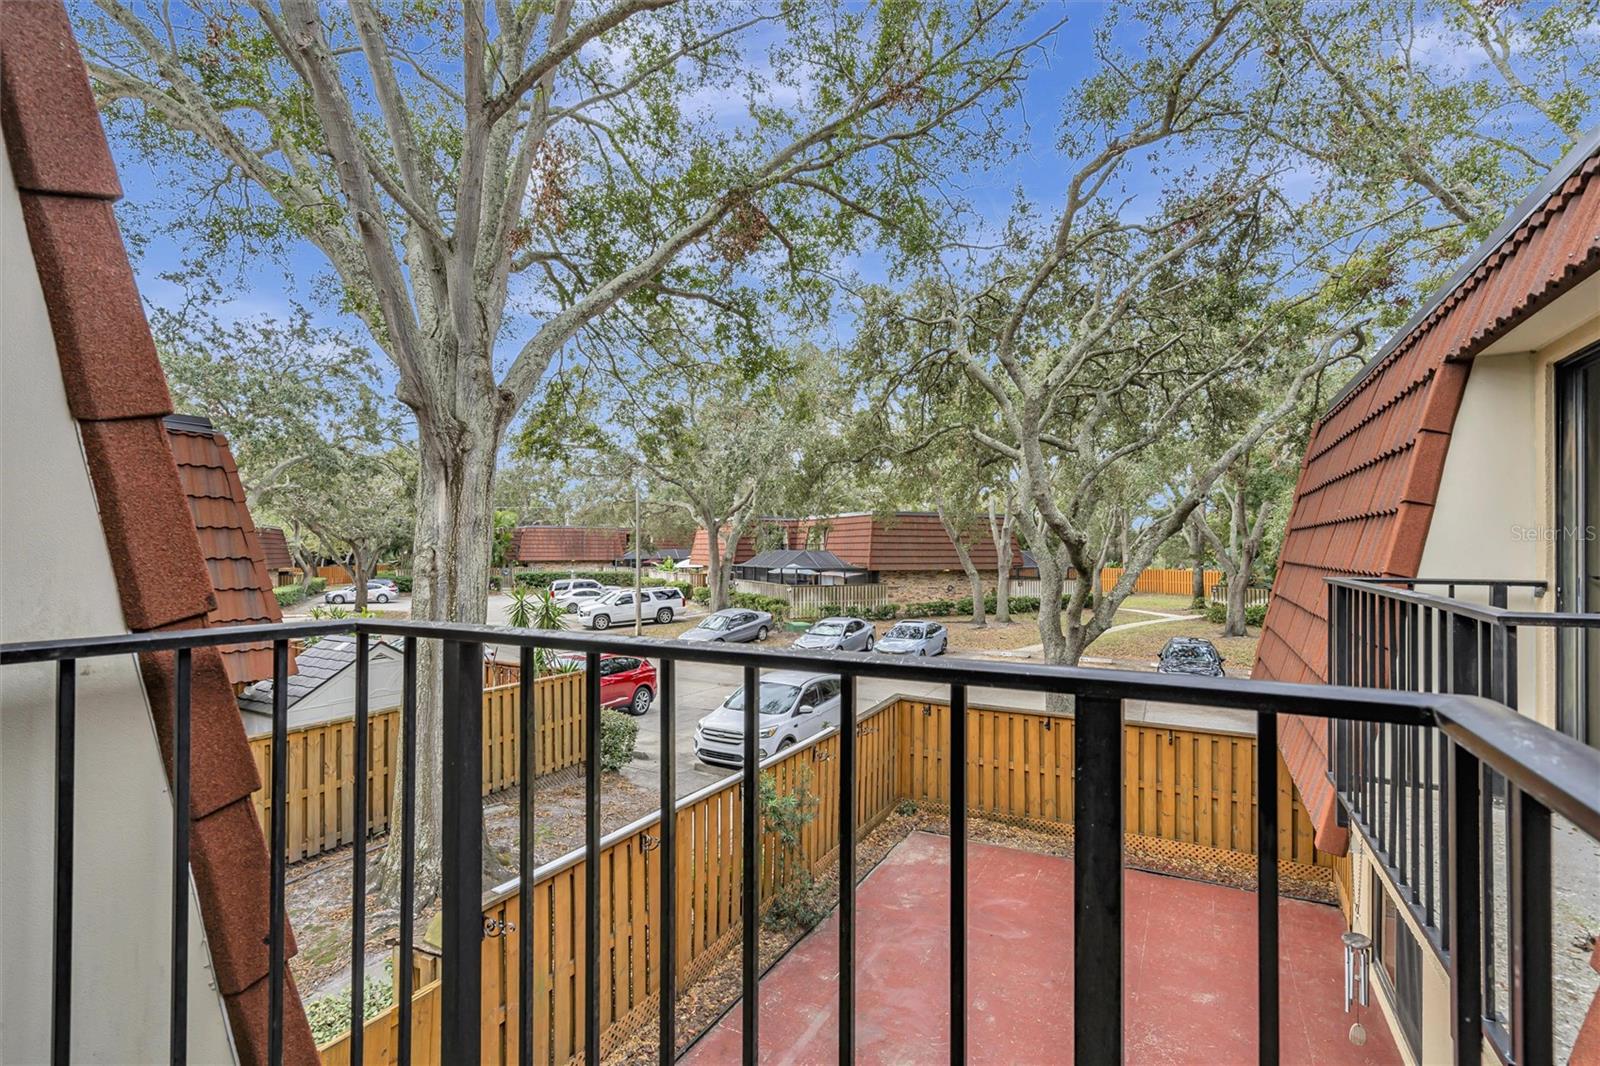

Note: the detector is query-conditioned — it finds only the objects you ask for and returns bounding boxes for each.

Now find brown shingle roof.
[1,4,317,1059]
[1255,140,1600,854]
[257,526,294,571]
[800,512,1024,572]
[164,415,286,686]
[511,524,629,564]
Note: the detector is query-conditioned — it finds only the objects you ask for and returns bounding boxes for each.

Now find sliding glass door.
[1556,345,1599,746]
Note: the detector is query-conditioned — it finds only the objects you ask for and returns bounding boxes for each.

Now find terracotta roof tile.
[78,418,217,629]
[1255,144,1600,853]
[257,527,295,571]
[139,641,263,819]
[164,417,285,685]
[16,193,171,420]
[187,798,298,995]
[0,1,120,198]
[512,524,630,563]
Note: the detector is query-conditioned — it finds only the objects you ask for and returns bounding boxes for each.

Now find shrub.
[1245,603,1268,628]
[759,769,827,931]
[866,603,899,621]
[905,599,956,617]
[272,584,306,607]
[304,959,395,1045]
[691,586,711,604]
[730,591,788,619]
[308,577,328,594]
[598,708,638,772]
[1005,594,1042,614]
[1205,602,1227,625]
[392,574,412,593]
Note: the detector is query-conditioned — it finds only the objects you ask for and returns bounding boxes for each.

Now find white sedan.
[324,581,397,605]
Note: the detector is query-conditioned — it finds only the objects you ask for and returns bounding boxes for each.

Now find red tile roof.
[257,526,295,572]
[1,4,317,1059]
[800,512,1024,572]
[1255,143,1600,853]
[511,524,629,564]
[688,526,772,567]
[164,415,286,685]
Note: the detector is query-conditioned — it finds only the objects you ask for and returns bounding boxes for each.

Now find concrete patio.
[684,832,1399,1065]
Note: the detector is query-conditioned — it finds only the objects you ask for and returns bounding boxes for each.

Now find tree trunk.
[373,405,503,905]
[988,501,1013,624]
[1223,567,1251,637]
[936,507,985,628]
[704,514,727,612]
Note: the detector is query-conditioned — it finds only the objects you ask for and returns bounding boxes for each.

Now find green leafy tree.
[79,0,1047,900]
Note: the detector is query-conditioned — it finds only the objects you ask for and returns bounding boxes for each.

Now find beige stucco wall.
[0,140,236,1061]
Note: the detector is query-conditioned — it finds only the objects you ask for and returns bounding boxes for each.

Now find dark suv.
[1155,637,1226,677]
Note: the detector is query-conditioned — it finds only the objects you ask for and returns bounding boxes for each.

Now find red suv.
[561,653,656,715]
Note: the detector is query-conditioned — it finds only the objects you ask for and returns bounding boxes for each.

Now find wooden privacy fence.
[1211,581,1273,610]
[893,698,1325,865]
[249,672,584,863]
[1098,566,1222,598]
[318,695,1332,1065]
[319,697,902,1066]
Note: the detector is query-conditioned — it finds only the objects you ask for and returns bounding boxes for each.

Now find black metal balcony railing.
[1327,576,1600,1064]
[4,615,1598,1066]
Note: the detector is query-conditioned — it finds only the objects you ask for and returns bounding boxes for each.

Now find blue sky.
[108,2,1116,392]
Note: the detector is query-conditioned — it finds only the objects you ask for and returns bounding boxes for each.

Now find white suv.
[694,671,843,766]
[578,586,684,629]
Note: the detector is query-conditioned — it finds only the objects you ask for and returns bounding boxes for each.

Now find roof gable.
[1256,140,1600,853]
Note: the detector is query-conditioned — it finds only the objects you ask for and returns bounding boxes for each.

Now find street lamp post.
[633,475,643,636]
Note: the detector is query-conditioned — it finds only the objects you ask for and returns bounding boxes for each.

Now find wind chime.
[1343,839,1373,1046]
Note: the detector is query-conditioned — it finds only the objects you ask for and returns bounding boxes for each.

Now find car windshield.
[887,625,924,639]
[810,622,845,636]
[1168,644,1214,661]
[699,615,733,631]
[722,683,801,716]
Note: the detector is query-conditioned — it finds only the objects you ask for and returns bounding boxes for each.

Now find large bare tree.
[79,0,1046,896]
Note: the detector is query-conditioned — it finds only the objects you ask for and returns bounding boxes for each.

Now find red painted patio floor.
[684,832,1399,1066]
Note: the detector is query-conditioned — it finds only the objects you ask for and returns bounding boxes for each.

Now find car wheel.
[656,608,672,624]
[335,595,347,604]
[592,614,611,630]
[377,593,389,603]
[918,647,927,656]
[865,637,874,651]
[565,603,577,614]
[777,737,796,752]
[631,686,653,716]
[757,626,769,641]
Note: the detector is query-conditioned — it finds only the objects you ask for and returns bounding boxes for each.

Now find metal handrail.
[1329,575,1598,629]
[7,615,1598,1066]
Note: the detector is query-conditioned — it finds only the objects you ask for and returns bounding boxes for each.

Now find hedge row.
[1205,601,1267,628]
[900,592,1094,618]
[270,577,329,608]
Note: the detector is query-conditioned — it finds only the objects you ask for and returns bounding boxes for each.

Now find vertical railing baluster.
[351,631,369,1066]
[52,658,75,1066]
[1257,710,1279,1066]
[659,659,677,1065]
[741,663,760,1065]
[171,648,191,1066]
[520,646,536,1066]
[1074,694,1123,1064]
[442,639,485,1064]
[269,639,289,1066]
[399,637,417,1066]
[950,683,968,1066]
[1448,741,1482,1066]
[585,651,602,1066]
[1509,787,1552,1066]
[839,672,858,1065]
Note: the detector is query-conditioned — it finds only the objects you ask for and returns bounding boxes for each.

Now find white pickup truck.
[577,586,685,629]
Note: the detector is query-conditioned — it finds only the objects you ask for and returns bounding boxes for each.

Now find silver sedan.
[680,608,772,643]
[793,616,875,652]
[873,620,948,656]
